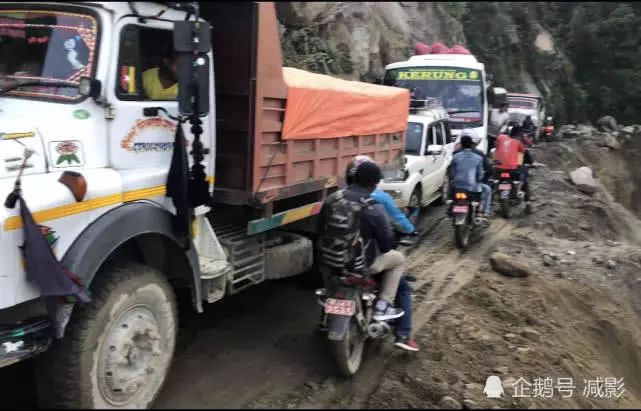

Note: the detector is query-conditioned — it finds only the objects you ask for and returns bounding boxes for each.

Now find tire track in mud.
[254,215,517,409]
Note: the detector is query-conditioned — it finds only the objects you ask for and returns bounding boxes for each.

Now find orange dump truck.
[205,2,409,235]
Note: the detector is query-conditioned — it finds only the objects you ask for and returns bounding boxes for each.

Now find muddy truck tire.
[265,232,313,280]
[35,263,177,409]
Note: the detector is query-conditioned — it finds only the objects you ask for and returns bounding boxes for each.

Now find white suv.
[379,103,454,211]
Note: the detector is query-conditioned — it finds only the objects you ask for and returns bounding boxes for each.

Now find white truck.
[506,93,546,141]
[379,101,454,212]
[0,2,408,408]
[383,52,506,155]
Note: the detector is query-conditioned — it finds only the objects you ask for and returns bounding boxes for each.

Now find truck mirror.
[176,53,210,116]
[426,144,444,156]
[173,21,211,53]
[173,20,212,117]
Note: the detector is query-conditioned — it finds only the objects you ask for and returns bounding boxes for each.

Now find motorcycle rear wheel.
[454,224,470,249]
[500,198,511,219]
[330,319,365,377]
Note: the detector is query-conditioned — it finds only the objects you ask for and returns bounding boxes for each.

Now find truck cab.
[506,93,545,140]
[379,101,454,210]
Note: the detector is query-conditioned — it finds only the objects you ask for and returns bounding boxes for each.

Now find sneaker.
[395,335,420,352]
[372,299,405,321]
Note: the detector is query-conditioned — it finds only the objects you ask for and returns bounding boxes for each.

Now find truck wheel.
[36,263,177,409]
[265,232,313,280]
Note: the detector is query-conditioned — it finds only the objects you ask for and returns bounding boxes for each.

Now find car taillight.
[455,192,467,200]
[500,172,510,178]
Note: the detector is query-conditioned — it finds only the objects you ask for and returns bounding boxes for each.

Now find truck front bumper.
[0,317,52,368]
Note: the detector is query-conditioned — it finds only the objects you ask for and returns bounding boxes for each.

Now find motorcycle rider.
[522,115,536,140]
[494,124,534,204]
[318,160,406,323]
[449,130,491,218]
[346,156,416,235]
[345,156,419,351]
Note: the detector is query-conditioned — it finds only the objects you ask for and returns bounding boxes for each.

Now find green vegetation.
[457,2,641,124]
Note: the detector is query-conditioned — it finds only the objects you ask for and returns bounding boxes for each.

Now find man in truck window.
[143,47,178,100]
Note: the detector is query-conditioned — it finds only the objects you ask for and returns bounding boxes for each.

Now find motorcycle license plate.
[452,205,469,213]
[325,298,355,316]
[500,190,510,199]
[498,184,512,190]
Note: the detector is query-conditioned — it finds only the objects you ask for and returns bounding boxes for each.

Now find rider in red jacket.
[494,124,534,202]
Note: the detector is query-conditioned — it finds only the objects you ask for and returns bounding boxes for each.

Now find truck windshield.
[405,122,424,155]
[508,98,537,109]
[0,9,98,101]
[384,66,484,129]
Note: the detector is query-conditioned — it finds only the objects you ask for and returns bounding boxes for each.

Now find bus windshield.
[384,66,484,129]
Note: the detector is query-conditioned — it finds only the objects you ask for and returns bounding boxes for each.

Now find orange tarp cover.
[282,67,410,140]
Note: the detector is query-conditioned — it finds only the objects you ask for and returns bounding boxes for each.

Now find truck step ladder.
[212,222,266,295]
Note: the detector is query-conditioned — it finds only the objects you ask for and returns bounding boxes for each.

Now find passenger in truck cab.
[143,47,178,100]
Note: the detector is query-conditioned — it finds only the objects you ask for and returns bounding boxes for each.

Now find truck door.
[106,18,213,193]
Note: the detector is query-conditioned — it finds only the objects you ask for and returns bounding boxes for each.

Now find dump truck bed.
[204,2,408,211]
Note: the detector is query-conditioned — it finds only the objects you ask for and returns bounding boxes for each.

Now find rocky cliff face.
[276,2,465,82]
[275,2,577,123]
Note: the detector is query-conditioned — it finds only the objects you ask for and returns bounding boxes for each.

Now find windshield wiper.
[0,78,79,96]
[447,110,481,115]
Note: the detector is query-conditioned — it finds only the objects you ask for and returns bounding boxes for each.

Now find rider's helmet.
[346,155,374,185]
[461,129,481,147]
[509,123,522,138]
[354,160,383,188]
[506,120,520,136]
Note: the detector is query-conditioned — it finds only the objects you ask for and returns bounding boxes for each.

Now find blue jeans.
[480,183,492,214]
[393,275,412,338]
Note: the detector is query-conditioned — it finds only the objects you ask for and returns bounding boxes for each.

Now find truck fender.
[52,202,202,338]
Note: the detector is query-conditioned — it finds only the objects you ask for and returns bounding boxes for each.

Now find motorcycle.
[446,189,483,249]
[491,165,531,218]
[315,238,415,376]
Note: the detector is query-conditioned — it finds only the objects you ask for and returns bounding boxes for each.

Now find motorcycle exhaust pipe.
[367,321,392,339]
[517,191,525,199]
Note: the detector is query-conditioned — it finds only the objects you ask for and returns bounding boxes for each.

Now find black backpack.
[318,189,373,274]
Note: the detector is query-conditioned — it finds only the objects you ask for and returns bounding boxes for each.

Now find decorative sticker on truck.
[50,141,85,167]
[121,118,177,153]
[395,68,480,81]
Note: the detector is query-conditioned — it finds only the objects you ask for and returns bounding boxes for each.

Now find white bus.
[384,53,505,154]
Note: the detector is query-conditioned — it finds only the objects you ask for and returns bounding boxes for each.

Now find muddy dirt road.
[6,136,641,409]
[1,202,449,409]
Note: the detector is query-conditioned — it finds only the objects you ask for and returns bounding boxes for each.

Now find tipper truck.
[0,2,409,408]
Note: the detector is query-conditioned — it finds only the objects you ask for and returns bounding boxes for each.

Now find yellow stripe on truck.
[4,186,159,231]
[4,175,215,231]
